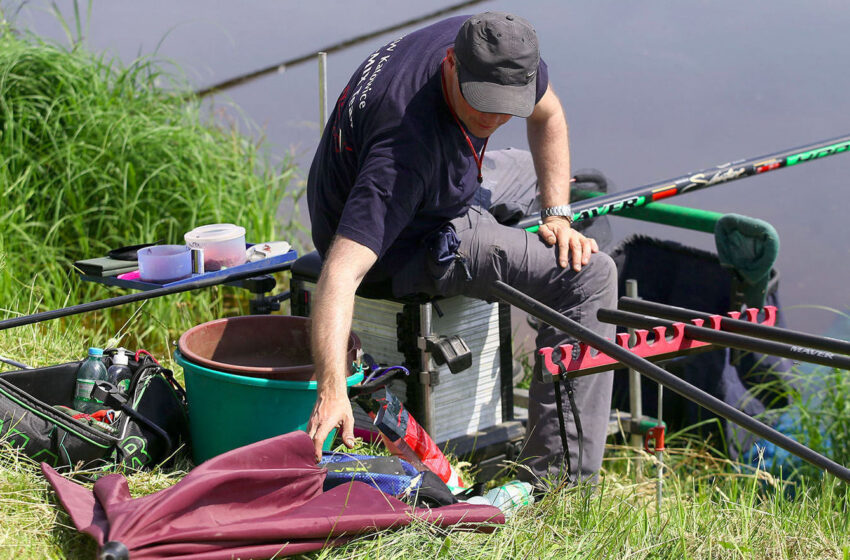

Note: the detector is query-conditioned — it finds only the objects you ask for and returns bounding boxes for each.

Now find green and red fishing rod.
[519,132,850,230]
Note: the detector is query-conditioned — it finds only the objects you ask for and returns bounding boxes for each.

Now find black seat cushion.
[291,251,429,303]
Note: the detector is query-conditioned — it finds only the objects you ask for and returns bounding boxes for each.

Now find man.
[306,12,617,485]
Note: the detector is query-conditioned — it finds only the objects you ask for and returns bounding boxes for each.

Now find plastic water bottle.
[107,348,132,394]
[467,481,535,518]
[73,347,109,413]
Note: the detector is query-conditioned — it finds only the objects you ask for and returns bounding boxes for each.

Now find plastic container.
[481,481,535,518]
[74,347,109,413]
[137,245,191,282]
[177,315,361,381]
[107,349,133,393]
[184,223,247,271]
[175,349,364,463]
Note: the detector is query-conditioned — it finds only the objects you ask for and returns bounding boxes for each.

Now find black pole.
[0,262,293,333]
[598,308,850,372]
[618,297,850,357]
[551,379,572,476]
[490,280,850,483]
[517,133,850,229]
[0,355,31,370]
[192,0,490,98]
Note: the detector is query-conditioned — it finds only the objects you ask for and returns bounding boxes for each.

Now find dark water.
[13,0,850,335]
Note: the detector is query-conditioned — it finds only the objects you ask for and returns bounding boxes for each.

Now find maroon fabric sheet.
[43,431,503,559]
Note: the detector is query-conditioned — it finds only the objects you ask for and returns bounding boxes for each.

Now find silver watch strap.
[540,204,574,223]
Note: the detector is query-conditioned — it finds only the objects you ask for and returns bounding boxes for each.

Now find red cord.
[440,58,488,184]
[134,349,160,365]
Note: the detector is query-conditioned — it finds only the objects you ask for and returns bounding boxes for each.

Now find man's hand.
[306,386,356,461]
[538,216,598,271]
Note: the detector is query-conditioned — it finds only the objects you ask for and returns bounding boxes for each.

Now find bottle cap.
[113,349,128,366]
[88,347,104,357]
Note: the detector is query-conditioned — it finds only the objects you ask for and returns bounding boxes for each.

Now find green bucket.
[175,349,363,464]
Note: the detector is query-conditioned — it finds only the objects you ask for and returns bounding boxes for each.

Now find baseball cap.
[453,12,540,118]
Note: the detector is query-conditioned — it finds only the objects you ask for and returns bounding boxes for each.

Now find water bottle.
[73,347,109,413]
[107,348,133,394]
[467,481,535,518]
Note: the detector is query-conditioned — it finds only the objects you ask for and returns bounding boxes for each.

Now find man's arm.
[306,235,377,461]
[526,84,598,271]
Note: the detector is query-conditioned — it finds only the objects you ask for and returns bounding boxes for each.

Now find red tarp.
[44,431,503,559]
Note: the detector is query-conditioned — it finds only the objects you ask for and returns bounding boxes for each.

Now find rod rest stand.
[539,305,777,380]
[234,274,291,315]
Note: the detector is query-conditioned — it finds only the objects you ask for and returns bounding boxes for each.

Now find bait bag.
[0,350,188,475]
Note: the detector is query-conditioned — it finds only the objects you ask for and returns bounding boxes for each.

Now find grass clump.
[0,20,301,354]
[307,443,849,560]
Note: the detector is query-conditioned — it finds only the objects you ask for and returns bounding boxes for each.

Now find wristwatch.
[540,204,574,224]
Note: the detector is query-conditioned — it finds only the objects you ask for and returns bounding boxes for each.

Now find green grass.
[0,415,847,559]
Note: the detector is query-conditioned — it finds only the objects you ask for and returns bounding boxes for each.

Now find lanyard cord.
[440,58,487,184]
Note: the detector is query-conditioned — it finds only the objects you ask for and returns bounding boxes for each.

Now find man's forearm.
[311,236,378,394]
[527,86,571,209]
[311,271,358,395]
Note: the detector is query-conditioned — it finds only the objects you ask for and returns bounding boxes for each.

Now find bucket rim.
[176,315,361,379]
[174,349,364,389]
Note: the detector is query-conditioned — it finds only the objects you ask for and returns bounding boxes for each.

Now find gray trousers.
[392,149,617,484]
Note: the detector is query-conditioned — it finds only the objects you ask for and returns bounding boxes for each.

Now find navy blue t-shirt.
[307,15,549,280]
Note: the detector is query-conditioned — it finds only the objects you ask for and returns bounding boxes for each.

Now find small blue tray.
[80,249,298,291]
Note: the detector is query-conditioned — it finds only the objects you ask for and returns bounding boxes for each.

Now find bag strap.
[129,352,187,405]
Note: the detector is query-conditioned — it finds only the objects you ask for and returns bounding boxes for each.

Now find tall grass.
[0,20,302,356]
[1,427,846,559]
[727,360,850,499]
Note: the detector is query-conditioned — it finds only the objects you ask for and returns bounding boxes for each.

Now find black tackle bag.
[0,349,189,475]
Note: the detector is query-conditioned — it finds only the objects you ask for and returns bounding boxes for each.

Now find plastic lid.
[113,349,129,365]
[184,223,246,243]
[88,347,104,357]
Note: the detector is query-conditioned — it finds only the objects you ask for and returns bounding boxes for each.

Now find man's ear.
[445,47,456,69]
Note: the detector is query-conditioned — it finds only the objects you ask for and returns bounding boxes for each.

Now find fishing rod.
[618,297,850,357]
[0,355,31,370]
[598,308,850,373]
[518,132,850,229]
[193,0,490,98]
[0,262,294,333]
[491,280,850,483]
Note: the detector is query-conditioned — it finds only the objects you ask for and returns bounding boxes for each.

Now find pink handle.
[117,270,142,280]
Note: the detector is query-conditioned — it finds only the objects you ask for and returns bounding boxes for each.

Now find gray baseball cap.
[453,12,540,118]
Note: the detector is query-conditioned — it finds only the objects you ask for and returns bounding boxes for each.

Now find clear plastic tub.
[137,245,192,283]
[184,223,246,271]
